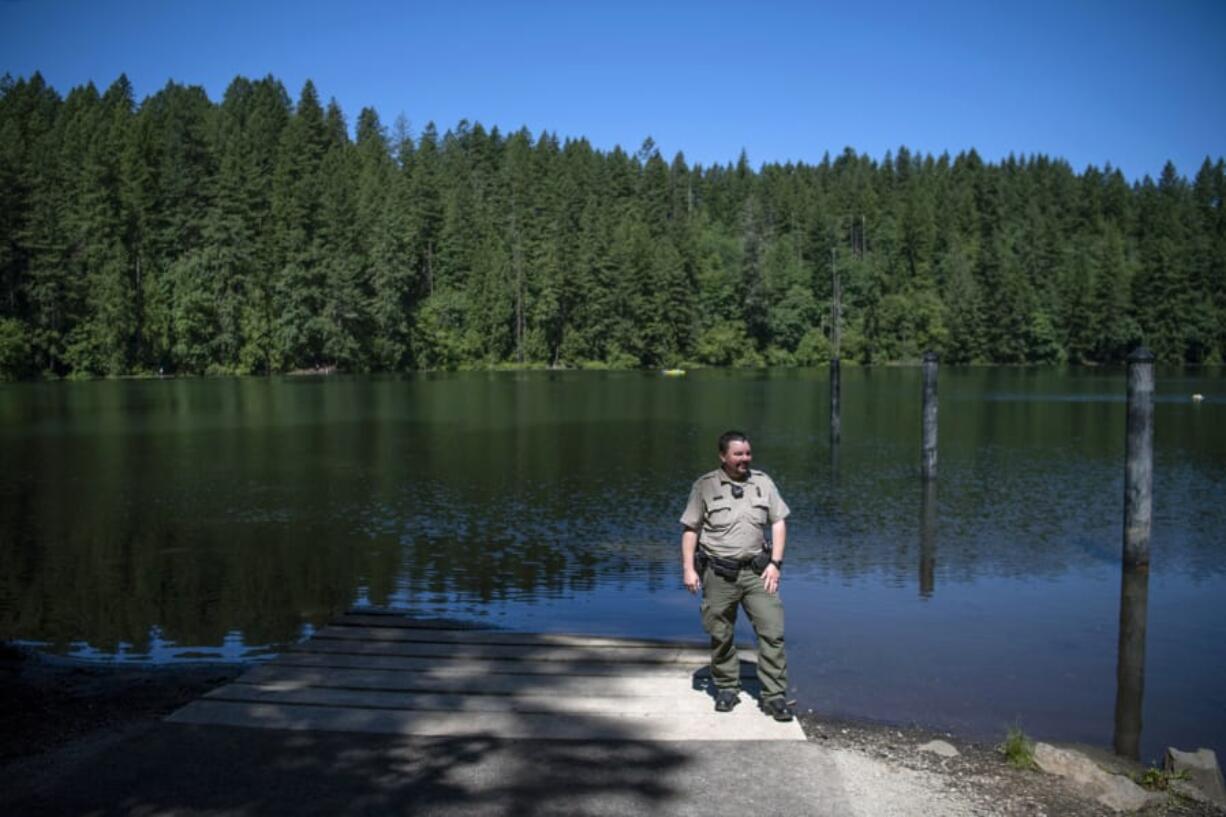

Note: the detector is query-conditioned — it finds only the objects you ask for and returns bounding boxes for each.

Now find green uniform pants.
[699,564,789,700]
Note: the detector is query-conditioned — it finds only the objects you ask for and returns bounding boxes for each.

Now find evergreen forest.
[1,72,1224,380]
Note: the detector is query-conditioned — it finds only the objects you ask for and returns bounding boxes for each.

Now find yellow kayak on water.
[662,369,686,377]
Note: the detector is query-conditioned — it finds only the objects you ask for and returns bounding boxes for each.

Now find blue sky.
[2,0,1223,180]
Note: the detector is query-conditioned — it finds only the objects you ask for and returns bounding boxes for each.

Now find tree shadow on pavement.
[2,715,695,817]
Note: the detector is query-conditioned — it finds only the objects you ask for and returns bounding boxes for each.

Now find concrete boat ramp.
[169,609,806,742]
[2,611,980,816]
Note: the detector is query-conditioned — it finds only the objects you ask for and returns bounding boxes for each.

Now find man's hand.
[762,563,781,594]
[681,528,701,594]
[764,518,786,594]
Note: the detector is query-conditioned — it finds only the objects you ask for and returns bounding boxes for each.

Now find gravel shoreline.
[797,713,1216,816]
[1,645,1215,816]
[0,643,243,764]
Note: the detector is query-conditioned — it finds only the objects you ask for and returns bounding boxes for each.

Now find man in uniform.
[680,430,793,721]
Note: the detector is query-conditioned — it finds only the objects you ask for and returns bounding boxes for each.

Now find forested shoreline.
[0,72,1223,380]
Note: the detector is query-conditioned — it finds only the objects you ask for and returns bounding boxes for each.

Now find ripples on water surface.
[1,368,1223,762]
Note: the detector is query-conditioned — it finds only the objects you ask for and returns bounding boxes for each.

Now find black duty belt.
[696,547,769,579]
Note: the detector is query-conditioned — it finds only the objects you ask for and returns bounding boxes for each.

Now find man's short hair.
[718,430,750,454]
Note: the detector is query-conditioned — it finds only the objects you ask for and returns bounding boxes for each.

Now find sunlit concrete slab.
[167,618,802,742]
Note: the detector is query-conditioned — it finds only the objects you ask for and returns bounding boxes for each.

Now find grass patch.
[997,723,1038,770]
[1134,765,1190,791]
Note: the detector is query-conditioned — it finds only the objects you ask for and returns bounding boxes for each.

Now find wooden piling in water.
[919,479,937,598]
[1113,347,1154,759]
[1122,348,1154,568]
[1113,564,1149,759]
[921,352,938,480]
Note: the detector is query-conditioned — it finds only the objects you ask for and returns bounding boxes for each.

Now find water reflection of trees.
[0,486,662,654]
[0,400,675,653]
[0,509,375,653]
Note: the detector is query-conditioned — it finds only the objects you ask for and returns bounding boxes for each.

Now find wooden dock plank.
[234,664,713,697]
[289,638,755,666]
[334,615,725,649]
[314,624,717,652]
[300,635,715,665]
[204,682,732,715]
[270,651,759,678]
[168,699,806,741]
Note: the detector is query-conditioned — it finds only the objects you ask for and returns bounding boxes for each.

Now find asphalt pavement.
[2,721,858,817]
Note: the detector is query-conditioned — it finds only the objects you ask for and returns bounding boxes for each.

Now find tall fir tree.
[270,81,329,369]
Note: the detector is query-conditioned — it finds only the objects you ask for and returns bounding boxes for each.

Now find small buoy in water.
[662,368,686,377]
[1192,393,1204,402]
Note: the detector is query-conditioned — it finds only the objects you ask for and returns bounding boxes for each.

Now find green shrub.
[997,723,1037,770]
[1134,765,1190,791]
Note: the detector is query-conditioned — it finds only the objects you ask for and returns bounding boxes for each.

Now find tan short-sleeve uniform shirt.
[680,469,790,560]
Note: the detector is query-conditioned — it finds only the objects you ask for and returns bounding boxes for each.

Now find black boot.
[761,696,795,722]
[714,689,740,712]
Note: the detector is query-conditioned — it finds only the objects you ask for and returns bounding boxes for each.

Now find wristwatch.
[770,558,783,570]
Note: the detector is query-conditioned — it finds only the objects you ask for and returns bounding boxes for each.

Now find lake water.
[1,368,1223,763]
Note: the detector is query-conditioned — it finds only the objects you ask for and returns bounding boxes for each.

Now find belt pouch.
[709,554,741,581]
